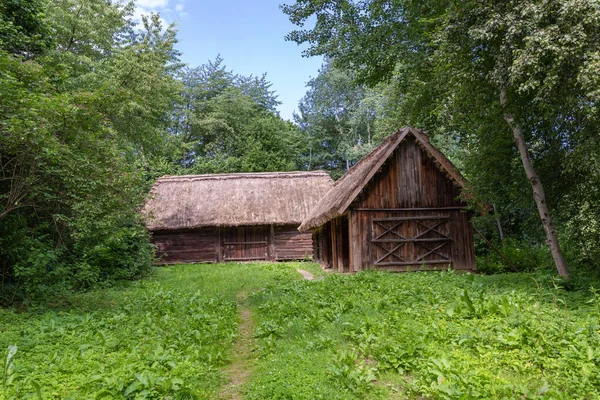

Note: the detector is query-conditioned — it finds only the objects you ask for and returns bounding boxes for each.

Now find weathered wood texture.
[317,135,476,272]
[152,225,314,264]
[274,225,313,260]
[222,226,269,261]
[153,229,218,264]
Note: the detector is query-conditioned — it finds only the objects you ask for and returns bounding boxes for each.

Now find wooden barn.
[144,171,333,264]
[299,127,476,272]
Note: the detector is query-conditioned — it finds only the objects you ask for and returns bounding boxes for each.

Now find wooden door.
[370,216,452,267]
[222,226,268,261]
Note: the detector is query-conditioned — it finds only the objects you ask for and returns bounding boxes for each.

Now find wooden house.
[144,171,333,264]
[299,127,476,272]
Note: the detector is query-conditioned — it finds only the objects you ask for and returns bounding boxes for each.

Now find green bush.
[476,238,552,274]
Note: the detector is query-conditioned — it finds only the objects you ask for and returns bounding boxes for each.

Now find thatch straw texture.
[144,171,333,231]
[299,127,469,231]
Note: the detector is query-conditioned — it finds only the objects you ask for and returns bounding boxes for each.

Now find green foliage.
[295,59,384,177]
[0,0,51,56]
[476,238,553,275]
[283,0,600,272]
[0,0,181,301]
[248,270,600,399]
[0,262,301,399]
[170,58,304,174]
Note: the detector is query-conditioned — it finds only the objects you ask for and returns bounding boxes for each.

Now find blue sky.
[134,0,323,121]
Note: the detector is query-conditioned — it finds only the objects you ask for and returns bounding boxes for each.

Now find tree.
[0,0,182,300]
[170,58,303,174]
[0,0,51,57]
[283,0,600,278]
[295,59,383,176]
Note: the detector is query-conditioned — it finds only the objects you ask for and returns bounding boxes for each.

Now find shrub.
[476,238,552,274]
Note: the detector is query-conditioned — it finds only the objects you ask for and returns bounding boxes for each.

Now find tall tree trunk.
[500,89,570,279]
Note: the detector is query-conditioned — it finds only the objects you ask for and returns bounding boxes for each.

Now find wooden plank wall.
[274,225,313,260]
[222,226,269,261]
[347,136,475,271]
[152,224,316,264]
[357,136,463,209]
[350,209,475,271]
[317,218,351,271]
[152,228,217,264]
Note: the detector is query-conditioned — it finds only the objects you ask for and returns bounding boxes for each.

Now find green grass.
[247,271,600,399]
[0,262,304,399]
[3,263,600,399]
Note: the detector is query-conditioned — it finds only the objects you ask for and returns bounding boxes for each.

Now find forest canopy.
[0,0,306,302]
[1,0,599,302]
[282,0,600,279]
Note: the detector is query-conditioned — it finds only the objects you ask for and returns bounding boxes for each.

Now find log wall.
[152,224,314,264]
[274,225,313,260]
[152,229,217,264]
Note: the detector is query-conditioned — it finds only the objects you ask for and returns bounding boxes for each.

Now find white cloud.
[137,0,169,8]
[132,0,187,24]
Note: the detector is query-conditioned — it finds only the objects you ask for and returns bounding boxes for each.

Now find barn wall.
[152,228,217,264]
[316,222,334,268]
[316,218,350,271]
[221,226,269,261]
[274,225,313,260]
[356,136,464,209]
[349,137,476,271]
[152,224,316,264]
[350,209,475,271]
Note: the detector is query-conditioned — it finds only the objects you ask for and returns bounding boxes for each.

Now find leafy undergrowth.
[0,262,305,399]
[247,271,600,399]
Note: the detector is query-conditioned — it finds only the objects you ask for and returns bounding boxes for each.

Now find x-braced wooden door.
[371,216,452,268]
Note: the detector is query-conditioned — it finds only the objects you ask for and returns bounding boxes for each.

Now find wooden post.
[323,224,330,268]
[216,227,222,262]
[331,220,338,271]
[268,224,275,261]
[349,211,361,272]
[336,218,344,272]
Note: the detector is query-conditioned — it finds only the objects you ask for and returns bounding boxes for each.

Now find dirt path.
[219,293,254,400]
[296,269,314,280]
[219,271,315,398]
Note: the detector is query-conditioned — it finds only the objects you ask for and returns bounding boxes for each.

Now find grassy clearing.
[247,271,600,399]
[3,263,600,399]
[0,262,305,399]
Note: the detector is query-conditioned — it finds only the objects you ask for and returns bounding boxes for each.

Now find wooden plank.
[374,260,452,266]
[151,228,217,264]
[268,224,275,261]
[336,218,344,272]
[372,216,449,221]
[273,225,314,260]
[349,211,361,272]
[331,219,338,271]
[374,263,452,272]
[372,238,452,243]
[216,227,222,262]
[222,241,268,245]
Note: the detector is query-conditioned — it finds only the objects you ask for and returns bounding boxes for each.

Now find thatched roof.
[299,127,470,231]
[144,171,333,231]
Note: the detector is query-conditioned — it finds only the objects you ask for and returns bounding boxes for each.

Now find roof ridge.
[157,170,330,182]
[299,127,471,231]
